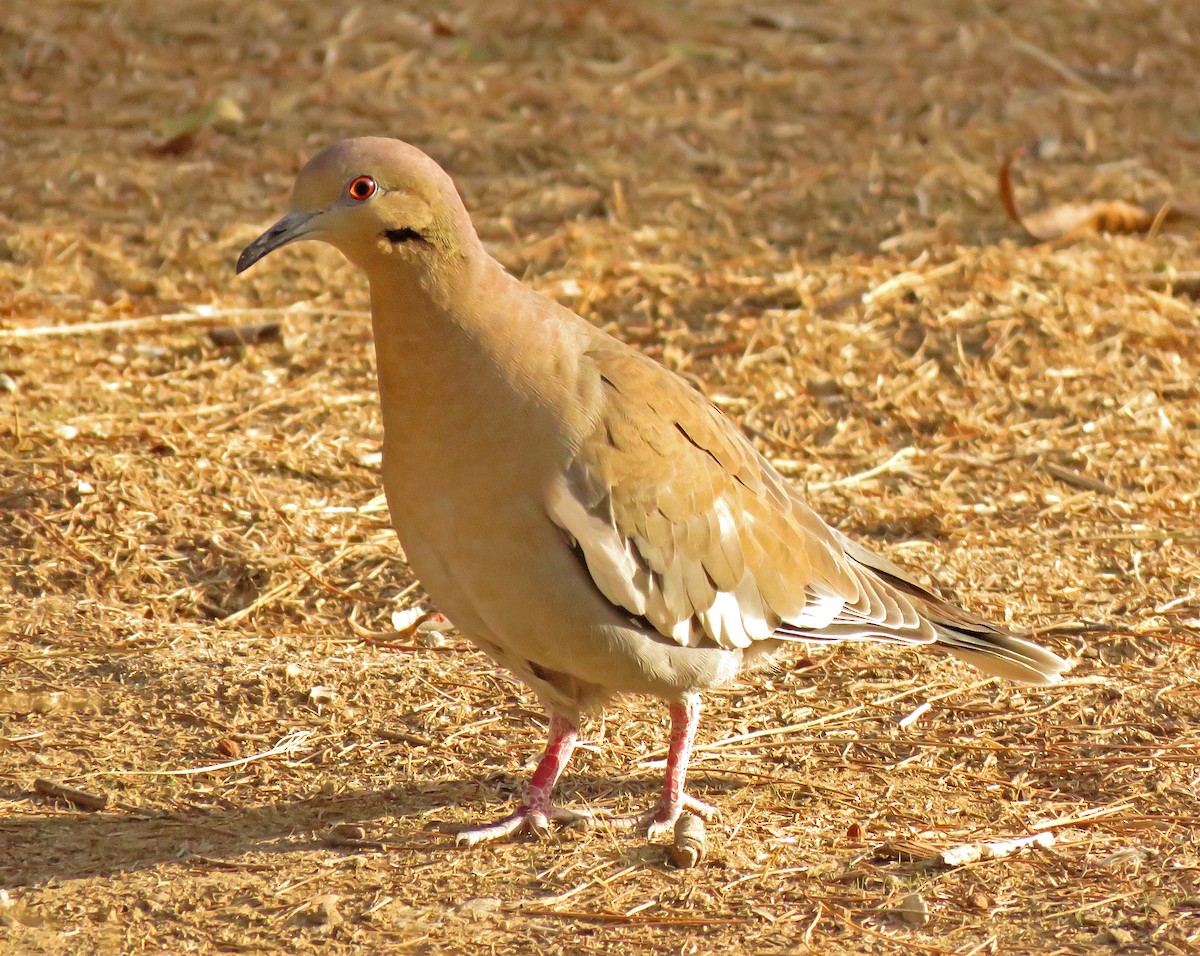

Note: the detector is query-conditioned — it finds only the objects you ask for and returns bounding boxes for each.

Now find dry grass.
[3,1,1200,953]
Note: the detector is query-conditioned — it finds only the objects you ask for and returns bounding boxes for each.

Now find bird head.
[236,137,478,277]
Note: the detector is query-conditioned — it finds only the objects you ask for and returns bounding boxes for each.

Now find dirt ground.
[3,1,1200,953]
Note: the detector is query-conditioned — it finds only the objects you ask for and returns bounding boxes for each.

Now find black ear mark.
[384,228,425,244]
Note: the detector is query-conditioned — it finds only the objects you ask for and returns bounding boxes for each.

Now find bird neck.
[367,250,501,365]
[365,253,575,449]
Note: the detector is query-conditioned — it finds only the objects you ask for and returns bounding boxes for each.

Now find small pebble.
[308,685,336,706]
[895,892,929,927]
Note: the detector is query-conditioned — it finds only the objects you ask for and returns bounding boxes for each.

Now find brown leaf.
[998,150,1191,240]
[892,892,930,927]
[310,894,343,928]
[148,128,212,158]
[149,96,243,158]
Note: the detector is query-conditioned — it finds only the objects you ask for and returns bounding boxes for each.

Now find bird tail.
[929,620,1071,686]
[834,530,1071,686]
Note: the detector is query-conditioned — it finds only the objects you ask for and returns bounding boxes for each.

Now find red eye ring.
[347,175,377,201]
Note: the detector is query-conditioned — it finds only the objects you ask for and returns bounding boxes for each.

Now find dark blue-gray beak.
[236,210,320,274]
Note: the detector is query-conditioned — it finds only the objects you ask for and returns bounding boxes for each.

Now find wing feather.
[543,342,939,653]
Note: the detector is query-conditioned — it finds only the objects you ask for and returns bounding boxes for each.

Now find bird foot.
[604,793,719,840]
[453,805,593,847]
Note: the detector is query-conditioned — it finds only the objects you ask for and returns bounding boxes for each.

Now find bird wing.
[546,340,938,651]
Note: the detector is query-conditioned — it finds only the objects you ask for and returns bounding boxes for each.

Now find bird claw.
[603,793,719,839]
[453,805,594,847]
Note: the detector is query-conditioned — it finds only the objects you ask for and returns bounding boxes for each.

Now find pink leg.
[608,695,718,839]
[455,714,591,847]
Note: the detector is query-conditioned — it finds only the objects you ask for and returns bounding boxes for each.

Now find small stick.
[34,777,110,811]
[0,306,368,340]
[1005,34,1107,96]
[1127,270,1200,295]
[807,447,916,491]
[103,729,313,776]
[932,831,1055,869]
[1042,462,1117,496]
[206,322,282,347]
[861,260,965,309]
[897,701,931,729]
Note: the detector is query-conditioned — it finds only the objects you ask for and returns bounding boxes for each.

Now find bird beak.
[236,210,320,274]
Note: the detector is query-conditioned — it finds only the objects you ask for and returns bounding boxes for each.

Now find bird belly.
[385,479,745,709]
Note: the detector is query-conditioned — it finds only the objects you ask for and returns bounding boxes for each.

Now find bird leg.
[606,694,718,839]
[455,713,591,846]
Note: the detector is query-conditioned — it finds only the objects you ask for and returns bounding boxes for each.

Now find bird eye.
[347,175,377,201]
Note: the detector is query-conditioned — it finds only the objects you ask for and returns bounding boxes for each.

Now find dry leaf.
[390,606,426,633]
[151,96,244,157]
[310,894,343,928]
[892,892,930,927]
[215,738,241,759]
[998,150,1193,240]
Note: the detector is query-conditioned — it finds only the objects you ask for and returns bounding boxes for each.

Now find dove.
[237,137,1069,845]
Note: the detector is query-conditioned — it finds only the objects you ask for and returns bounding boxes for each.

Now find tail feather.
[833,530,1071,686]
[932,623,1071,685]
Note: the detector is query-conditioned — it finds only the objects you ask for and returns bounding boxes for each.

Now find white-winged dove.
[238,138,1069,845]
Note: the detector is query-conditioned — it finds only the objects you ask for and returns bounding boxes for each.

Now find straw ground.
[2,1,1198,953]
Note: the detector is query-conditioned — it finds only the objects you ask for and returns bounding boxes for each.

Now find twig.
[1041,462,1117,496]
[534,864,642,906]
[930,831,1055,868]
[103,729,313,776]
[219,580,301,625]
[285,554,388,605]
[807,447,916,491]
[1005,32,1108,96]
[862,261,965,309]
[1127,270,1200,296]
[34,777,110,811]
[1033,801,1136,830]
[1052,890,1145,921]
[1055,529,1200,543]
[957,936,999,956]
[661,678,993,760]
[0,306,368,340]
[897,702,931,729]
